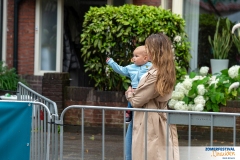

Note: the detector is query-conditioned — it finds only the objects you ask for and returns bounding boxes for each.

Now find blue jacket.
[107,58,152,88]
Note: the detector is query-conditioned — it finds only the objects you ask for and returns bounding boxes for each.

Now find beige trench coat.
[126,67,179,160]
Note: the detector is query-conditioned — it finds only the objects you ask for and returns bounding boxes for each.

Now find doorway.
[63,0,107,87]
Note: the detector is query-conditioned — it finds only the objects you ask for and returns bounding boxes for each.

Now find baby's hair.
[134,45,147,55]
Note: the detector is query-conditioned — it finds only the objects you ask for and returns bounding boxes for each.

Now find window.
[40,0,57,71]
[34,0,63,75]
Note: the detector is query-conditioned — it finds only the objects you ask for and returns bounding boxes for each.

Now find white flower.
[197,84,205,95]
[228,65,240,79]
[209,76,219,87]
[168,99,178,109]
[175,83,188,95]
[174,35,181,43]
[174,101,188,111]
[228,82,240,92]
[182,78,193,90]
[199,66,209,76]
[194,95,206,105]
[187,104,194,111]
[192,104,204,111]
[171,91,184,100]
[192,75,204,81]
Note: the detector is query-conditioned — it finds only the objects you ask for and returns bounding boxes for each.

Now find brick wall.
[18,0,35,75]
[133,0,161,6]
[20,75,43,94]
[42,73,70,114]
[64,87,127,128]
[6,0,15,67]
[7,0,35,74]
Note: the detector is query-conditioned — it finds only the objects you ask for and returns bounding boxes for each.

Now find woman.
[125,33,179,160]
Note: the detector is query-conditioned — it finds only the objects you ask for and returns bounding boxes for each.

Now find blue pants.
[126,102,133,160]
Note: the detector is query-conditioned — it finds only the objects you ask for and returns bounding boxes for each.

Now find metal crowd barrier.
[0,101,52,160]
[17,82,59,160]
[57,105,240,160]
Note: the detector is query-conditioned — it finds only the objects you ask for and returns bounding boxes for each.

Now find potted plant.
[232,23,240,54]
[0,61,27,99]
[208,18,232,74]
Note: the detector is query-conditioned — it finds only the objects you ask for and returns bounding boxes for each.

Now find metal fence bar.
[234,116,236,146]
[17,82,59,160]
[57,105,240,160]
[81,108,84,160]
[188,114,191,160]
[210,115,213,146]
[59,121,64,160]
[144,111,148,160]
[0,101,52,160]
[102,109,105,160]
[37,107,40,160]
[123,111,126,160]
[166,113,169,160]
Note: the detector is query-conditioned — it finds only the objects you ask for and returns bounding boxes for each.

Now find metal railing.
[11,82,240,159]
[57,105,240,160]
[0,101,52,160]
[17,82,59,160]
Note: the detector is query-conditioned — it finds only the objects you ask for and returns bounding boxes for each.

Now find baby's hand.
[106,57,111,63]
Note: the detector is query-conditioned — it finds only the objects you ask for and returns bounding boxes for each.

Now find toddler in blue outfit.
[106,45,152,122]
[106,46,152,160]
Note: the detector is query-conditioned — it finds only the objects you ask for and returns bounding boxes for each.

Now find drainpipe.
[13,0,22,73]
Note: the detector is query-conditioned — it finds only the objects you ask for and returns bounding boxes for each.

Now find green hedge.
[80,4,191,91]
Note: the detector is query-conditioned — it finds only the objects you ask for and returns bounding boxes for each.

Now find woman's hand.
[125,86,133,97]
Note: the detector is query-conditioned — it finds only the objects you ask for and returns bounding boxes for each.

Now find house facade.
[1,0,240,94]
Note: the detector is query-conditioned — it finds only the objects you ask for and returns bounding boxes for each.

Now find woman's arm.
[125,73,159,108]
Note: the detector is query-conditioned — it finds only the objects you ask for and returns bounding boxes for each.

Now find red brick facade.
[17,0,35,75]
[7,0,35,75]
[6,0,15,67]
[133,0,161,6]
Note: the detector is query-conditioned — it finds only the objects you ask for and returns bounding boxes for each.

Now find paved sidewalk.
[61,126,240,160]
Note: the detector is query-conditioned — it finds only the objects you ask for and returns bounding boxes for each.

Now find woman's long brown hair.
[145,33,176,96]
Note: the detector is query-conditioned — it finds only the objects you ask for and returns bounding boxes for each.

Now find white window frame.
[172,0,200,72]
[1,0,7,62]
[34,0,63,75]
[172,0,183,17]
[161,0,168,9]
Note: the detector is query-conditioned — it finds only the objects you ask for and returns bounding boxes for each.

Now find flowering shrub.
[169,66,240,112]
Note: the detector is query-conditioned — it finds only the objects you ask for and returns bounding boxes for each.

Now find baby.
[106,45,152,122]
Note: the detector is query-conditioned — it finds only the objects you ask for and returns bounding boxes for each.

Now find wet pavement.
[61,126,240,160]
